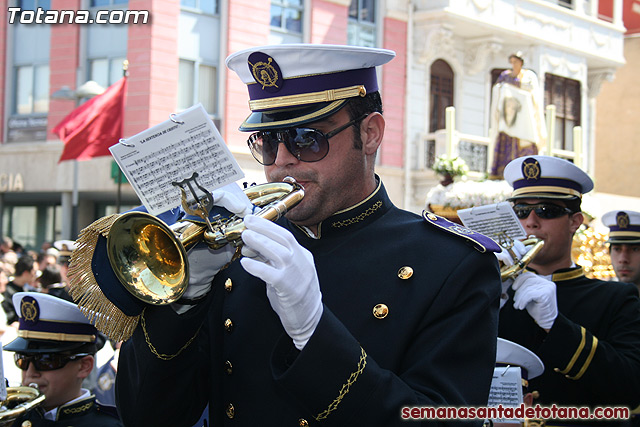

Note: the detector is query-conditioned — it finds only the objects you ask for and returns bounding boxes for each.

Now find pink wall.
[310,0,348,44]
[225,0,271,148]
[0,0,7,142]
[125,0,179,137]
[380,17,407,169]
[47,0,82,139]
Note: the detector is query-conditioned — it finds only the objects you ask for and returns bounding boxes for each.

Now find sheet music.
[457,202,527,244]
[110,104,244,215]
[488,366,523,424]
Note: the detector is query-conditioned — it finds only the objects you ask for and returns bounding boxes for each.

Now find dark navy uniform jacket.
[499,266,640,425]
[116,181,501,426]
[11,395,123,426]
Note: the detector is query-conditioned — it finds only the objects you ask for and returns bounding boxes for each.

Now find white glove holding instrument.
[495,240,528,309]
[512,271,558,330]
[495,239,527,267]
[240,215,323,350]
[172,183,255,314]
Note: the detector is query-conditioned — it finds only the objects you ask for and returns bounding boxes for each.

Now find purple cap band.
[247,67,378,109]
[512,177,582,192]
[609,225,640,233]
[19,318,97,341]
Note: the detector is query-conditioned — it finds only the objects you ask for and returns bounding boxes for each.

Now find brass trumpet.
[106,176,305,305]
[0,386,45,426]
[499,236,545,281]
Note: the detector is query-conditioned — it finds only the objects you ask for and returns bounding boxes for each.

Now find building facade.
[0,0,629,249]
[594,0,640,211]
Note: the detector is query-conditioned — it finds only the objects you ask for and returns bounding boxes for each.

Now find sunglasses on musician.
[513,203,574,220]
[14,352,90,372]
[247,114,369,166]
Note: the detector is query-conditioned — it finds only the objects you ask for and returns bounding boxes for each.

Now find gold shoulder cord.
[141,307,202,361]
[315,346,367,421]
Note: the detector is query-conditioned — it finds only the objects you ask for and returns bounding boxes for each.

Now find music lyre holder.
[496,231,518,262]
[172,173,219,233]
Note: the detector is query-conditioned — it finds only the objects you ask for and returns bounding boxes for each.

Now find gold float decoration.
[572,225,615,280]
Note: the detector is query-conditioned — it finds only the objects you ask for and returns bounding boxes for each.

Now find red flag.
[53,76,127,162]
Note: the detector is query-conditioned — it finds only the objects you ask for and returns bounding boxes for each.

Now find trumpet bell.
[0,386,45,426]
[108,211,189,305]
[106,178,304,306]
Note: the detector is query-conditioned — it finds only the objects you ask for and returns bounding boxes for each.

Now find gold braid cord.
[141,307,202,361]
[315,347,367,421]
[67,214,141,342]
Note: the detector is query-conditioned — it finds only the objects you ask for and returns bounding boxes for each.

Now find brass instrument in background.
[499,235,545,281]
[106,176,305,306]
[0,386,45,426]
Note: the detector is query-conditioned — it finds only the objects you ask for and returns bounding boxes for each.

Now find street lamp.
[52,80,106,239]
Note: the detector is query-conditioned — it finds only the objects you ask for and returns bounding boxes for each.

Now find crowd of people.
[0,43,638,427]
[0,238,73,330]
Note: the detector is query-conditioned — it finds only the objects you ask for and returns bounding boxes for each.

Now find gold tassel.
[67,214,140,342]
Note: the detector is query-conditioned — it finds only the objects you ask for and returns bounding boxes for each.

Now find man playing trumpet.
[72,44,503,426]
[498,155,640,425]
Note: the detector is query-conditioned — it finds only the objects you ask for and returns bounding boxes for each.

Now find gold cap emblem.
[617,212,630,229]
[522,158,541,180]
[20,296,39,324]
[248,52,282,92]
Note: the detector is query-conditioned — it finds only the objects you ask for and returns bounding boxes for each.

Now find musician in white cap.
[499,155,640,425]
[82,43,506,426]
[603,210,640,293]
[3,292,122,426]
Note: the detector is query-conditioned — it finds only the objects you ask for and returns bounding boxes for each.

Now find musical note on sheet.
[110,104,244,215]
[457,202,527,244]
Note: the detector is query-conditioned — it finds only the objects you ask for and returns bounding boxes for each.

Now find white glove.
[240,215,323,350]
[211,182,256,218]
[171,183,255,314]
[495,239,527,267]
[512,271,558,330]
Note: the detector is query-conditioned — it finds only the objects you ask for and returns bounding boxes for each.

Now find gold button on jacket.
[373,303,389,319]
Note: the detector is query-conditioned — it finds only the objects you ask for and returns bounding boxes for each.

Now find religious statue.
[489,52,547,179]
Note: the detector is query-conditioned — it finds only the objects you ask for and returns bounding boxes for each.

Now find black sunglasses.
[513,203,574,220]
[14,353,90,371]
[247,113,369,166]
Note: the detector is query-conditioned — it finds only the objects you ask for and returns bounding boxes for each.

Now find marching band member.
[603,210,640,293]
[3,292,122,426]
[499,155,640,426]
[74,44,503,426]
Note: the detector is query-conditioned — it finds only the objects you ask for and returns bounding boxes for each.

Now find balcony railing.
[423,106,582,178]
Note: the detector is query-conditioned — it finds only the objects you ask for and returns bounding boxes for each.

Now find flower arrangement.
[431,155,469,178]
[425,179,513,210]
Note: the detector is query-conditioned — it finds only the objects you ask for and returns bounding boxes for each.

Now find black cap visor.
[239,100,348,132]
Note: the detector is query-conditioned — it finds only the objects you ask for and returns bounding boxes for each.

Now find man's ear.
[569,211,584,234]
[78,355,95,379]
[361,112,384,156]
